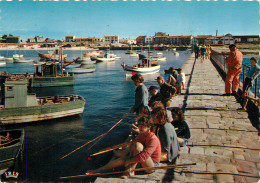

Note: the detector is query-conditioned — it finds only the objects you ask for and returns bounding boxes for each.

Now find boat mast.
[60,47,63,76]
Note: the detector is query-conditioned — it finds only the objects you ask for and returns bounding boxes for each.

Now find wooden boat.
[13,57,34,63]
[121,58,160,77]
[0,75,85,125]
[4,57,13,62]
[28,62,74,87]
[0,129,24,175]
[95,53,116,63]
[38,49,67,59]
[63,67,96,74]
[0,60,6,67]
[13,54,23,58]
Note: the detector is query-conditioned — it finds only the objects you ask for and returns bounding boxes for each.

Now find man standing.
[156,76,176,108]
[225,44,243,96]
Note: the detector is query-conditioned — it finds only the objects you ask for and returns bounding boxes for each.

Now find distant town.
[0,32,259,48]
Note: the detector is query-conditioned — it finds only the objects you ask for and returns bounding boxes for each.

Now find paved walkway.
[95,53,260,183]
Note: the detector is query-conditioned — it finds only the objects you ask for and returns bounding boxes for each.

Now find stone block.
[207,163,238,174]
[190,147,205,155]
[216,174,234,182]
[205,148,233,158]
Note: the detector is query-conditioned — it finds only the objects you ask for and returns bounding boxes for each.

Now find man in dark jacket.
[148,85,163,107]
[156,76,177,108]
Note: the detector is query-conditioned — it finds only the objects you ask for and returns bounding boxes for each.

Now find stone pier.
[95,53,260,183]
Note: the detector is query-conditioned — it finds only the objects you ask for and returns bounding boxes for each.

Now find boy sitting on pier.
[86,116,161,179]
[242,57,260,110]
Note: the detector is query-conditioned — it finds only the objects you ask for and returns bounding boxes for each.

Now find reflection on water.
[0,50,191,182]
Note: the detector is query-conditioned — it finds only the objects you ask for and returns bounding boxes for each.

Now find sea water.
[0,49,191,182]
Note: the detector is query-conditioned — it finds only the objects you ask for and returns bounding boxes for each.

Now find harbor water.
[0,49,191,182]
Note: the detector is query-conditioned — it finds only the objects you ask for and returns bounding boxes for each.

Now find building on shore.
[104,36,119,44]
[6,36,21,44]
[65,36,75,42]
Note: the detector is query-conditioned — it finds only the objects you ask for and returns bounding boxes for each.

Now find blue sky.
[0,1,259,40]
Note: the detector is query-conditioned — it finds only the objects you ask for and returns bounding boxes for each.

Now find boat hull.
[122,64,160,76]
[38,53,67,58]
[63,67,95,74]
[13,58,34,63]
[0,99,85,125]
[0,129,24,175]
[29,76,74,87]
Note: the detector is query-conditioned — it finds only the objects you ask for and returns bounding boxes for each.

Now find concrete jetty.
[95,53,260,183]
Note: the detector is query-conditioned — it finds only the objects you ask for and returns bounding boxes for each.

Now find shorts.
[243,77,253,93]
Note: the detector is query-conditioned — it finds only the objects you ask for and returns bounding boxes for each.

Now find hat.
[149,85,159,91]
[155,76,164,81]
[176,68,182,71]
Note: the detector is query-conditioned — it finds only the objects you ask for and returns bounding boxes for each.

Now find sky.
[0,0,259,40]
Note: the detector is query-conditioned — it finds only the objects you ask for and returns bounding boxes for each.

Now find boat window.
[7,86,13,91]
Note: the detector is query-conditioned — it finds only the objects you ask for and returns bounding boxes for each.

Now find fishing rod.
[59,112,130,160]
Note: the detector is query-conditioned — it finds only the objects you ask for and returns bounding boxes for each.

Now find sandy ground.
[0,45,95,51]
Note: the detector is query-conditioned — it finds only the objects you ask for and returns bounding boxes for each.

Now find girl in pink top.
[86,116,161,179]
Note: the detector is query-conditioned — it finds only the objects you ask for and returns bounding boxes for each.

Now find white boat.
[129,52,139,57]
[150,56,167,61]
[0,60,6,67]
[157,52,163,55]
[13,54,23,58]
[76,56,95,65]
[0,56,5,61]
[63,66,96,74]
[121,58,160,77]
[5,57,13,61]
[174,52,180,56]
[96,53,116,63]
[13,57,34,63]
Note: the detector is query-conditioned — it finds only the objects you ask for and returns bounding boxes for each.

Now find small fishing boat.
[0,74,85,125]
[13,57,34,63]
[95,53,116,63]
[0,60,6,67]
[129,52,139,57]
[157,52,163,55]
[0,56,5,61]
[150,56,167,61]
[63,66,96,74]
[4,57,13,62]
[121,57,160,77]
[0,129,24,175]
[13,54,23,58]
[29,62,74,87]
[38,49,67,59]
[174,52,180,56]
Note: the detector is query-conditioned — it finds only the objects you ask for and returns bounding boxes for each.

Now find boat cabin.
[34,63,60,77]
[0,76,38,108]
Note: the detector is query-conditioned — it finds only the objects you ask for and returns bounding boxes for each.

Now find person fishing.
[170,108,191,147]
[86,116,161,179]
[150,101,180,163]
[129,74,149,115]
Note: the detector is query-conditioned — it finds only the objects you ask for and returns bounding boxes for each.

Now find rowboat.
[63,67,96,74]
[95,53,116,63]
[0,74,85,125]
[0,56,5,61]
[38,49,67,59]
[0,129,24,175]
[121,58,160,77]
[13,58,34,63]
[0,60,6,67]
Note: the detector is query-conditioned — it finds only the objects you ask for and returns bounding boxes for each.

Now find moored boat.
[63,67,96,74]
[38,49,67,59]
[0,60,6,67]
[0,129,24,175]
[0,56,5,61]
[0,75,85,125]
[29,62,74,87]
[121,57,160,77]
[13,57,34,63]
